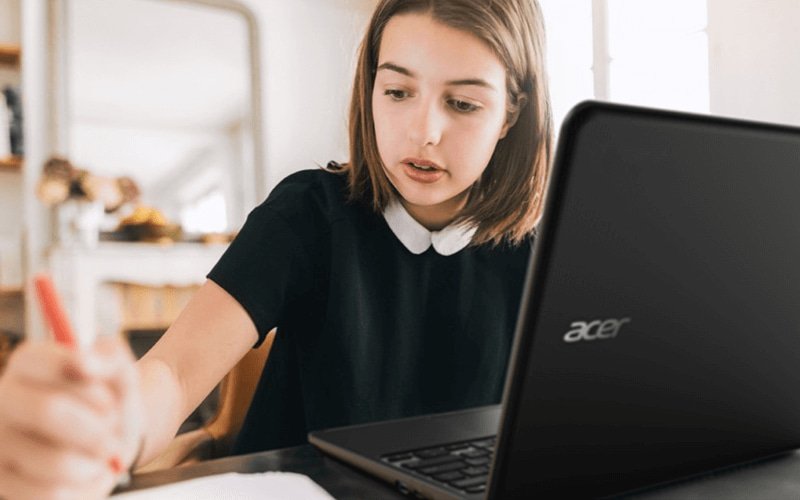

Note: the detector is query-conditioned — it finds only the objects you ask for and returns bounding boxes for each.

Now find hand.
[0,336,143,500]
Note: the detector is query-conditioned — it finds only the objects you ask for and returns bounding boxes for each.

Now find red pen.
[33,272,126,476]
[34,274,78,349]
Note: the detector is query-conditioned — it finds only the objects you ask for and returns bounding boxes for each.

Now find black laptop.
[308,101,800,499]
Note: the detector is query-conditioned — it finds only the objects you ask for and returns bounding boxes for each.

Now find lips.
[402,157,442,172]
[400,157,445,184]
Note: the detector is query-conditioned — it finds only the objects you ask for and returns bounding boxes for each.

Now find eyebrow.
[376,62,497,92]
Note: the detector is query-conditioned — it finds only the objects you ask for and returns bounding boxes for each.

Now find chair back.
[206,329,275,455]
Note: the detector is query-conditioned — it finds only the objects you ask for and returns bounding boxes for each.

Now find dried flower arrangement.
[35,156,141,212]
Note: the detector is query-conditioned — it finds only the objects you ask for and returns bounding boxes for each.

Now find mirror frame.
[22,0,265,340]
[48,0,266,215]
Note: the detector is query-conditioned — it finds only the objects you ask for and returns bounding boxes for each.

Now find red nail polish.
[109,455,123,474]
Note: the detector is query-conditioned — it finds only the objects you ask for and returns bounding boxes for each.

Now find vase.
[57,200,104,248]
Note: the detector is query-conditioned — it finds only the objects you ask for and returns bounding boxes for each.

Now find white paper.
[111,471,336,500]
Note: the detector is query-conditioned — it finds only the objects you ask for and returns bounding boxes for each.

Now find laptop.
[308,101,800,499]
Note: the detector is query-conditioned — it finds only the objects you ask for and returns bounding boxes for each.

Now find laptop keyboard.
[381,436,496,494]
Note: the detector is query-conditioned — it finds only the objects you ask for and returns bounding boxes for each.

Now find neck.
[400,193,468,231]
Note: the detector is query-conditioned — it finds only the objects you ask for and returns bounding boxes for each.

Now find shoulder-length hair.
[341,0,553,247]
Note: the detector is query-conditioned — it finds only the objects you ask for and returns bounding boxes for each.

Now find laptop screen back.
[491,102,800,498]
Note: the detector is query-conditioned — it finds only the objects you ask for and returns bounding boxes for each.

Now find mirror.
[61,0,263,238]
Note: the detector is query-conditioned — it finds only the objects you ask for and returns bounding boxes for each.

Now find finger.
[93,337,145,466]
[6,342,124,415]
[7,341,112,386]
[0,428,108,485]
[0,464,69,500]
[70,338,138,413]
[1,381,117,458]
[65,380,116,415]
[5,341,77,384]
[0,371,116,429]
[11,336,138,391]
[29,374,116,417]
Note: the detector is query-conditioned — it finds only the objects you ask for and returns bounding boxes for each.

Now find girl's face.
[372,13,514,231]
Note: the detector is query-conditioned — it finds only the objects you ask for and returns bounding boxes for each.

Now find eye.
[448,98,480,113]
[385,89,410,101]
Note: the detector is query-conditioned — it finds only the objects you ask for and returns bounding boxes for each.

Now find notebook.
[308,101,800,499]
[111,472,334,499]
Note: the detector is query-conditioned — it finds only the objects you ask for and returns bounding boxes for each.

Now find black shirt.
[207,168,533,454]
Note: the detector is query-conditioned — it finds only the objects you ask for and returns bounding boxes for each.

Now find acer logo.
[563,318,631,343]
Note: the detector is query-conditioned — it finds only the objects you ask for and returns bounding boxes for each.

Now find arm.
[134,279,259,468]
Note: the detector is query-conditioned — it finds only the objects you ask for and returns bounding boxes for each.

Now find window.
[180,189,228,234]
[539,0,595,129]
[540,0,709,131]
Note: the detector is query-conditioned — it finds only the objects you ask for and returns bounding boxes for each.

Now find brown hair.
[341,0,553,246]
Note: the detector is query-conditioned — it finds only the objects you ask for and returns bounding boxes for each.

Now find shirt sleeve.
[207,181,318,347]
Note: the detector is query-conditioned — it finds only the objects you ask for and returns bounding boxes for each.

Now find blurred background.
[0,0,798,360]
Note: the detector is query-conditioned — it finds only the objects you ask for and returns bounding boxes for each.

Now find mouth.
[402,158,442,172]
[409,163,437,172]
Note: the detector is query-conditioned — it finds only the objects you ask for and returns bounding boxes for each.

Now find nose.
[408,97,444,147]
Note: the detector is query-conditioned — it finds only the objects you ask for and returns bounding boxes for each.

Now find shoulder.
[268,166,347,203]
[257,166,351,223]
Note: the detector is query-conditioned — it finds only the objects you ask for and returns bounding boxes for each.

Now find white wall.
[708,0,800,126]
[237,0,376,195]
[0,0,20,42]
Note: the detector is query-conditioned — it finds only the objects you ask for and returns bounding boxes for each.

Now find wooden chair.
[136,329,275,472]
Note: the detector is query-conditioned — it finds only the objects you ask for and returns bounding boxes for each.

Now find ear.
[499,93,527,139]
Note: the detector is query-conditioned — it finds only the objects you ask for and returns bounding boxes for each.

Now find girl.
[0,0,552,498]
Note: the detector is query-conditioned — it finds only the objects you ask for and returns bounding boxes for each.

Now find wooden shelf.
[0,44,21,67]
[0,156,23,172]
[0,287,24,298]
[1,45,22,171]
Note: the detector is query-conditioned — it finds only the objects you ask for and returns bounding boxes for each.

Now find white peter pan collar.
[383,199,476,256]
